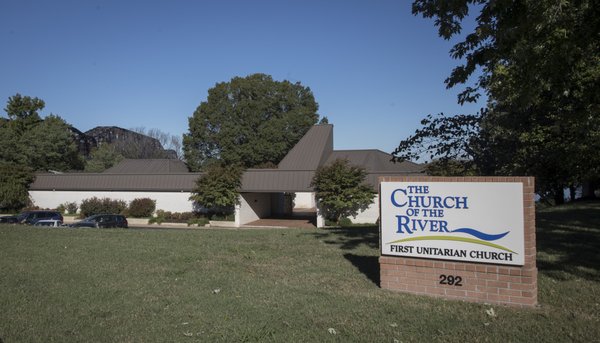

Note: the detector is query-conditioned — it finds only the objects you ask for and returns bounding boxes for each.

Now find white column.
[316,199,325,228]
[234,198,241,228]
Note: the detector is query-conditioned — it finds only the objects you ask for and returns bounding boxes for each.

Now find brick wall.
[379,176,537,308]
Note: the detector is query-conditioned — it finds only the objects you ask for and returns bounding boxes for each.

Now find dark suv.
[69,214,128,228]
[0,216,19,224]
[12,211,63,225]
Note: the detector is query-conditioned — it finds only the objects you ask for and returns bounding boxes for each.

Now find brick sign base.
[379,176,537,308]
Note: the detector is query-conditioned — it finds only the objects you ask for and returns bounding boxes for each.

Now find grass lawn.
[1,202,599,342]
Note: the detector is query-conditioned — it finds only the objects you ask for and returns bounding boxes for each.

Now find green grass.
[1,201,599,342]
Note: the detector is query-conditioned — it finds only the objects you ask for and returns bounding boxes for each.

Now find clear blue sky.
[0,0,483,156]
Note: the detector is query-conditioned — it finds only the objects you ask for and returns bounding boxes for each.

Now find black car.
[5,211,64,225]
[69,214,128,228]
[0,216,19,224]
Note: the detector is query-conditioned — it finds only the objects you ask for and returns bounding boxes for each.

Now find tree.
[0,94,84,211]
[392,112,482,174]
[21,115,85,171]
[0,162,34,211]
[131,127,183,159]
[0,119,27,166]
[311,159,375,224]
[84,143,124,172]
[189,164,243,216]
[3,93,44,132]
[183,73,319,170]
[394,1,600,203]
[1,95,83,172]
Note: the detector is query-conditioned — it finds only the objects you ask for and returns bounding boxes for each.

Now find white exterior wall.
[293,192,315,209]
[237,193,272,226]
[350,194,379,224]
[316,194,380,227]
[29,190,194,213]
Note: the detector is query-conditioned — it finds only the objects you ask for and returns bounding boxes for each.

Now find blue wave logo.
[387,228,516,253]
[450,228,509,241]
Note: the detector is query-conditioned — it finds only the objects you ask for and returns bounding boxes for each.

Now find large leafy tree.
[0,94,84,210]
[311,159,375,224]
[394,1,600,203]
[4,93,44,132]
[84,143,124,172]
[0,162,34,211]
[21,115,84,171]
[189,164,243,216]
[183,73,319,170]
[1,94,84,171]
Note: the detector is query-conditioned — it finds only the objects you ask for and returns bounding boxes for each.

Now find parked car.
[69,214,128,228]
[33,219,63,227]
[11,211,63,225]
[0,216,19,224]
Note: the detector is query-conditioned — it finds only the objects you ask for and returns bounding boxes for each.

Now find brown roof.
[30,124,422,194]
[277,124,333,170]
[103,159,189,174]
[31,173,202,192]
[325,150,424,173]
[241,169,315,192]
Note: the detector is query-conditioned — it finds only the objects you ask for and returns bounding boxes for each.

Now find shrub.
[187,217,209,226]
[66,202,78,214]
[80,197,127,217]
[128,198,156,218]
[210,213,235,221]
[339,217,353,227]
[148,216,164,224]
[311,159,374,224]
[324,219,337,227]
[57,201,78,214]
[151,210,206,224]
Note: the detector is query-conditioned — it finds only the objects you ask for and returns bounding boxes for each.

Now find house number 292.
[439,274,463,286]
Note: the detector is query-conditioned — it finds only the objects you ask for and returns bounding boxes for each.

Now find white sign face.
[380,182,524,265]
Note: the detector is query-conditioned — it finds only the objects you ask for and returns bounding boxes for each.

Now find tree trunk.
[569,186,576,202]
[554,186,565,205]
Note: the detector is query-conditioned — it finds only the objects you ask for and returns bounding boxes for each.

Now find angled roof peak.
[277,124,333,170]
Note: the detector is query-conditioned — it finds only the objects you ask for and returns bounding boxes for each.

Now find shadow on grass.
[344,253,380,286]
[536,201,600,281]
[306,226,380,285]
[308,226,379,250]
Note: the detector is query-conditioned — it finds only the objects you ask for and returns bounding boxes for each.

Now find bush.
[339,217,353,227]
[153,210,194,223]
[57,202,78,214]
[148,216,164,224]
[150,210,208,224]
[209,213,235,221]
[311,159,374,224]
[324,218,353,227]
[187,217,209,226]
[66,202,78,214]
[80,197,127,217]
[128,198,156,218]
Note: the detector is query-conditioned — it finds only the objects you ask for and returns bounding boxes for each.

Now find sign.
[380,182,524,265]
